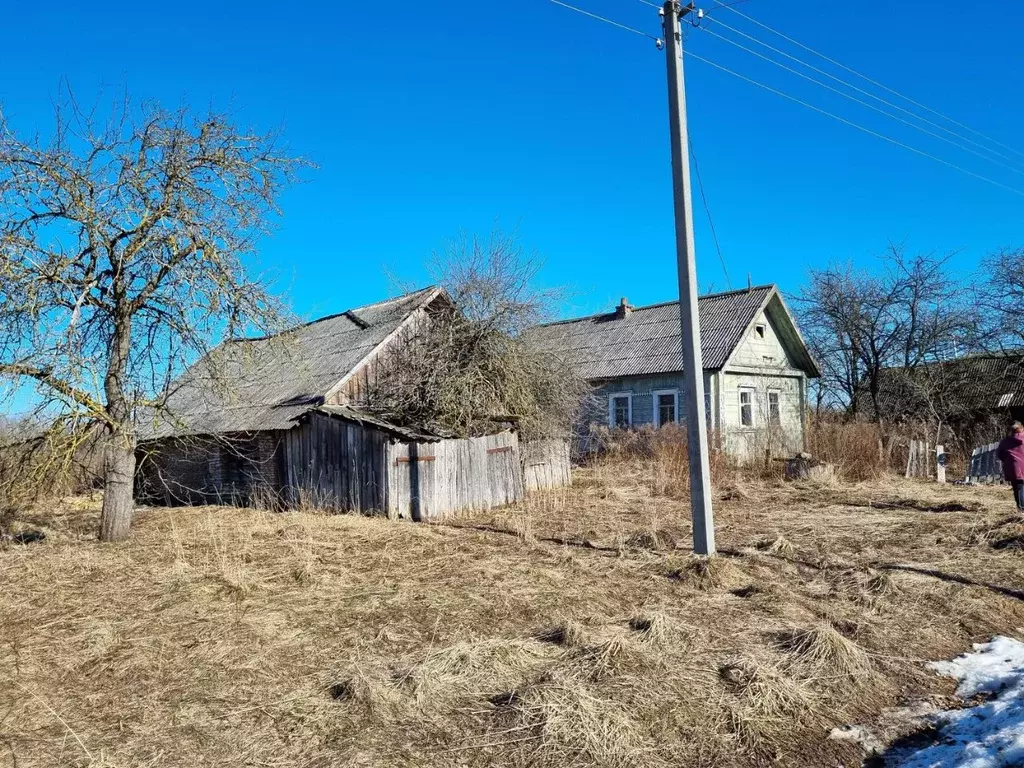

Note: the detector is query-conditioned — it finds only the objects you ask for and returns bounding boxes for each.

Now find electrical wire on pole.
[710,0,1024,160]
[698,26,1024,176]
[689,141,731,289]
[683,49,1024,197]
[701,16,1024,170]
[550,0,664,43]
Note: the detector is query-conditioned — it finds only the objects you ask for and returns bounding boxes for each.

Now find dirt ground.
[2,463,1024,768]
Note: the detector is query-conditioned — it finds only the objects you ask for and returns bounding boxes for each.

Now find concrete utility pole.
[662,0,716,556]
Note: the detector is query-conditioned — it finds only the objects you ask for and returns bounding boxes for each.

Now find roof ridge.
[301,285,437,327]
[883,351,1024,369]
[228,286,439,343]
[535,284,776,328]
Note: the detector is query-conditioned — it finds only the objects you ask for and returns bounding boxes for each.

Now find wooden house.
[527,285,820,459]
[136,287,570,517]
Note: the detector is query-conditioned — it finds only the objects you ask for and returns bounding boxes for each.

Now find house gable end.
[322,287,450,405]
[721,291,820,377]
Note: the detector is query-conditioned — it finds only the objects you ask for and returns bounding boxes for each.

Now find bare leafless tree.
[797,263,866,415]
[367,230,589,439]
[976,247,1024,371]
[797,246,975,444]
[0,94,304,540]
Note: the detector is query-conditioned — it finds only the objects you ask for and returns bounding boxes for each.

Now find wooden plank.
[337,419,346,510]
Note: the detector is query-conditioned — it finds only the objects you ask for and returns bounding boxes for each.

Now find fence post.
[936,444,945,484]
[906,439,929,479]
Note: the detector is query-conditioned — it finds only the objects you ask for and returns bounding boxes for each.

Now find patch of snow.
[928,636,1024,699]
[893,636,1024,768]
[830,723,883,755]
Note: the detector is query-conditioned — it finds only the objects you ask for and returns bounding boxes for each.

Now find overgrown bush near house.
[364,230,589,440]
[586,414,925,488]
[585,424,763,495]
[0,422,100,532]
[805,414,892,481]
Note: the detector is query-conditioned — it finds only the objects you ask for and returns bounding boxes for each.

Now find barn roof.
[527,285,818,380]
[311,405,441,442]
[141,287,442,439]
[875,354,1024,414]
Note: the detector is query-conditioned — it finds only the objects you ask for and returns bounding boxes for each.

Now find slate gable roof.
[142,287,441,439]
[527,285,816,380]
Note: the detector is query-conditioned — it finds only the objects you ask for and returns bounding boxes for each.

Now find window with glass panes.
[654,391,678,426]
[739,388,754,427]
[768,390,781,426]
[610,394,631,428]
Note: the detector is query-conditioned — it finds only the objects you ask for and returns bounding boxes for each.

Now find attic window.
[755,323,766,339]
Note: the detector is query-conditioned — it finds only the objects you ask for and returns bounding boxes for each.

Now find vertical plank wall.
[968,442,1003,484]
[386,431,526,520]
[521,439,572,492]
[284,413,572,519]
[284,413,389,512]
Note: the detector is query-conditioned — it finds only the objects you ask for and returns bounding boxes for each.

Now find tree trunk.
[99,308,135,543]
[99,432,136,542]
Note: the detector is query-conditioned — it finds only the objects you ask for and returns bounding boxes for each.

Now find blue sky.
[2,0,1022,324]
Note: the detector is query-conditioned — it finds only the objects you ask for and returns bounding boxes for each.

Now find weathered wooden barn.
[136,287,570,517]
[527,285,820,459]
[870,353,1024,447]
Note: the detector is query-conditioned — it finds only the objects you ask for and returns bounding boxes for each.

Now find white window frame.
[754,323,767,339]
[608,392,633,428]
[739,387,755,428]
[767,389,781,427]
[652,389,680,427]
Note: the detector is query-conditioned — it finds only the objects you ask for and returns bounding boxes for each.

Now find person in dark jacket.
[996,421,1024,511]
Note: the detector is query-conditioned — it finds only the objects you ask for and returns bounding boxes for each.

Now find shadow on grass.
[873,563,1024,602]
[432,521,620,554]
[736,544,1024,603]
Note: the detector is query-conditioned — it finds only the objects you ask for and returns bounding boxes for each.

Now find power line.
[689,140,731,289]
[684,50,1024,197]
[550,0,662,42]
[704,16,1024,171]
[703,0,752,15]
[712,1,1024,161]
[699,26,1024,177]
[637,0,751,12]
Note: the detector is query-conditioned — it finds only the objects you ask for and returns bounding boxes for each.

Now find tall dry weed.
[805,416,889,481]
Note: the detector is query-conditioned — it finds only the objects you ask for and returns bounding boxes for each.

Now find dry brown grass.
[775,622,871,678]
[719,655,821,757]
[805,416,891,481]
[2,458,1024,767]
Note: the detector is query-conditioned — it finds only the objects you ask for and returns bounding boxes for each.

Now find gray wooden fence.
[522,439,572,492]
[386,431,525,520]
[967,442,1004,484]
[284,410,570,519]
